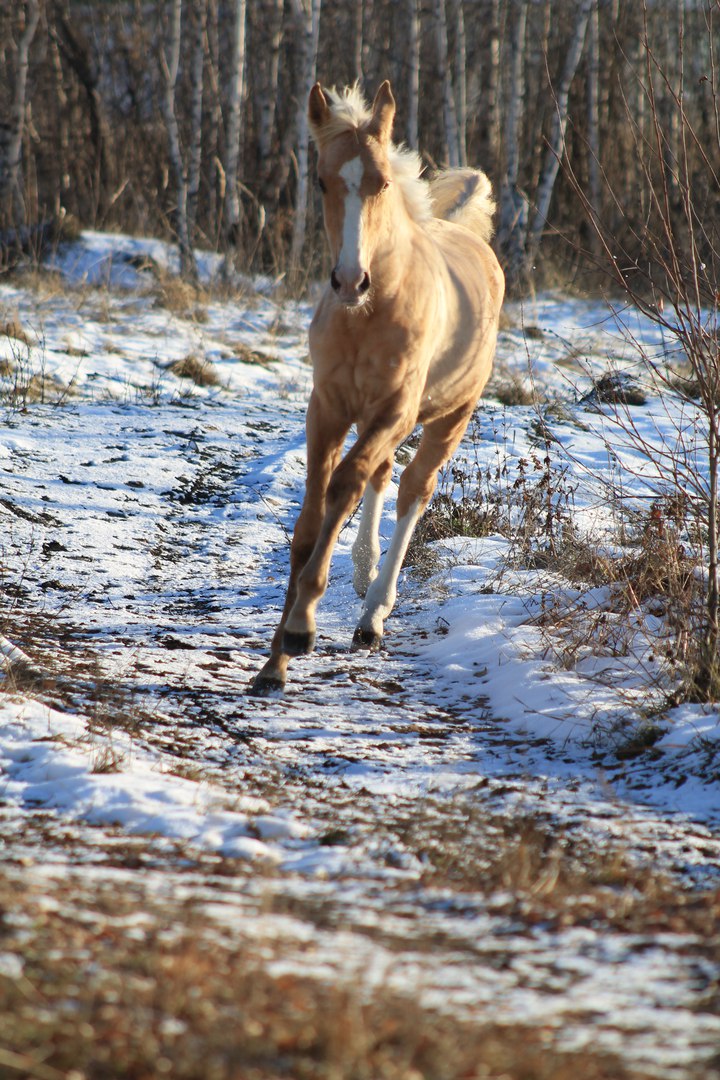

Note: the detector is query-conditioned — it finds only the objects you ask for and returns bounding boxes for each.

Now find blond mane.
[315,85,433,224]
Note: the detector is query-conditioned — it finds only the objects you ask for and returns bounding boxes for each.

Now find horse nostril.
[330,269,341,292]
[358,272,371,294]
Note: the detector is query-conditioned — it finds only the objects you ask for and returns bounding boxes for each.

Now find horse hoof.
[282,629,316,656]
[248,672,285,696]
[351,626,383,652]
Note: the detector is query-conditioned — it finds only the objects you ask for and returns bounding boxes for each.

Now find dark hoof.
[248,672,285,696]
[282,628,315,656]
[351,626,383,652]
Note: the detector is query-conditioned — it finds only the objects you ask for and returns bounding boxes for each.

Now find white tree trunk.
[223,0,247,249]
[406,0,420,150]
[454,0,467,166]
[0,0,40,223]
[498,0,528,291]
[487,0,501,162]
[187,0,207,238]
[289,0,321,286]
[257,0,284,165]
[159,0,197,280]
[434,0,460,167]
[586,0,600,220]
[353,0,364,84]
[527,0,594,261]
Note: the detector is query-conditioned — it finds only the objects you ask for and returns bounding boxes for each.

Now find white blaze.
[337,156,365,281]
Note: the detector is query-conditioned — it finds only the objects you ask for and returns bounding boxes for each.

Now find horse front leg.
[250,394,348,695]
[351,459,393,597]
[283,412,413,658]
[353,405,474,651]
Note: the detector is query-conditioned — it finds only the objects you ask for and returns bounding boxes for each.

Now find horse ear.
[369,80,395,144]
[309,83,331,136]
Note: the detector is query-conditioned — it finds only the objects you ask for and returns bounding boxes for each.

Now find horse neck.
[369,193,417,296]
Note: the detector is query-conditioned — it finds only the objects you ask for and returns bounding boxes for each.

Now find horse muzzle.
[331,267,371,307]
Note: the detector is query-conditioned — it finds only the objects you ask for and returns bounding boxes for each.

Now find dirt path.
[1,382,719,1077]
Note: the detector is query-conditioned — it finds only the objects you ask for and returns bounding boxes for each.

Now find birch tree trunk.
[353,0,364,84]
[186,0,207,240]
[223,0,247,252]
[257,0,283,173]
[486,0,501,163]
[434,0,460,167]
[526,0,594,265]
[454,0,467,166]
[406,0,420,150]
[497,0,528,293]
[0,0,40,224]
[288,0,321,289]
[586,0,600,228]
[159,0,198,281]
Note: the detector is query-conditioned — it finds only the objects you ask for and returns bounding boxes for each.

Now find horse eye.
[381,179,391,193]
[318,177,327,194]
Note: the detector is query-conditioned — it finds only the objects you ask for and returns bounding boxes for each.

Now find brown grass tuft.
[169,354,221,387]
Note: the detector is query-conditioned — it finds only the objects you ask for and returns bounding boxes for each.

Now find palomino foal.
[251,81,504,694]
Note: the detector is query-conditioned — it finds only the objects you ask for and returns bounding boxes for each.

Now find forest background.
[1,0,718,298]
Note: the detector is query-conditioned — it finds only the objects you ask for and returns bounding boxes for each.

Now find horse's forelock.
[311,85,371,148]
[312,83,432,224]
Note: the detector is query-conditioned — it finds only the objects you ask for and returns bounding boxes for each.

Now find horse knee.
[327,466,366,513]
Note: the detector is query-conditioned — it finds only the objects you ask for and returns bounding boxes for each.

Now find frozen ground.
[0,233,719,1077]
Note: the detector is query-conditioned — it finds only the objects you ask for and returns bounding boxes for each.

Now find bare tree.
[0,0,40,224]
[586,0,600,223]
[497,0,528,293]
[454,0,467,167]
[288,0,321,288]
[434,0,460,167]
[257,0,284,192]
[566,0,720,700]
[526,0,593,265]
[406,0,420,150]
[223,0,246,255]
[159,0,198,280]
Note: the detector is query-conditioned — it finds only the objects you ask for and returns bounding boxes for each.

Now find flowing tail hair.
[429,167,496,244]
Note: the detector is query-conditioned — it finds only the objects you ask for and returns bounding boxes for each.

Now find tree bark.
[586,0,600,225]
[0,0,40,224]
[159,0,198,280]
[187,0,207,240]
[497,0,528,293]
[434,0,460,167]
[223,0,247,253]
[288,0,321,288]
[257,0,283,170]
[454,0,467,166]
[406,0,420,150]
[526,0,594,266]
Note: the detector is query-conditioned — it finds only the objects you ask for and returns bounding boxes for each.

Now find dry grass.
[169,354,221,387]
[152,277,208,322]
[0,868,665,1080]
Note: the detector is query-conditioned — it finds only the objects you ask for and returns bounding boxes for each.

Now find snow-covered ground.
[1,232,719,1076]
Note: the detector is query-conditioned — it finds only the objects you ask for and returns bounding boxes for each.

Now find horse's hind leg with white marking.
[352,405,475,651]
[352,459,392,597]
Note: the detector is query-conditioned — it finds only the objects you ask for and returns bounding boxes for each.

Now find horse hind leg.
[352,496,423,651]
[352,460,392,597]
[352,405,474,652]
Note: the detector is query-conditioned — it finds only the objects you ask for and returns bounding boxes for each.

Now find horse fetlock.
[283,627,317,656]
[351,625,383,652]
[249,670,286,696]
[249,657,287,696]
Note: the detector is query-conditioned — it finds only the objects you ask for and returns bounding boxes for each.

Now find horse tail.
[429,167,496,244]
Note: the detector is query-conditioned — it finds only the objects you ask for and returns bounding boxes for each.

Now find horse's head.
[309,81,397,309]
